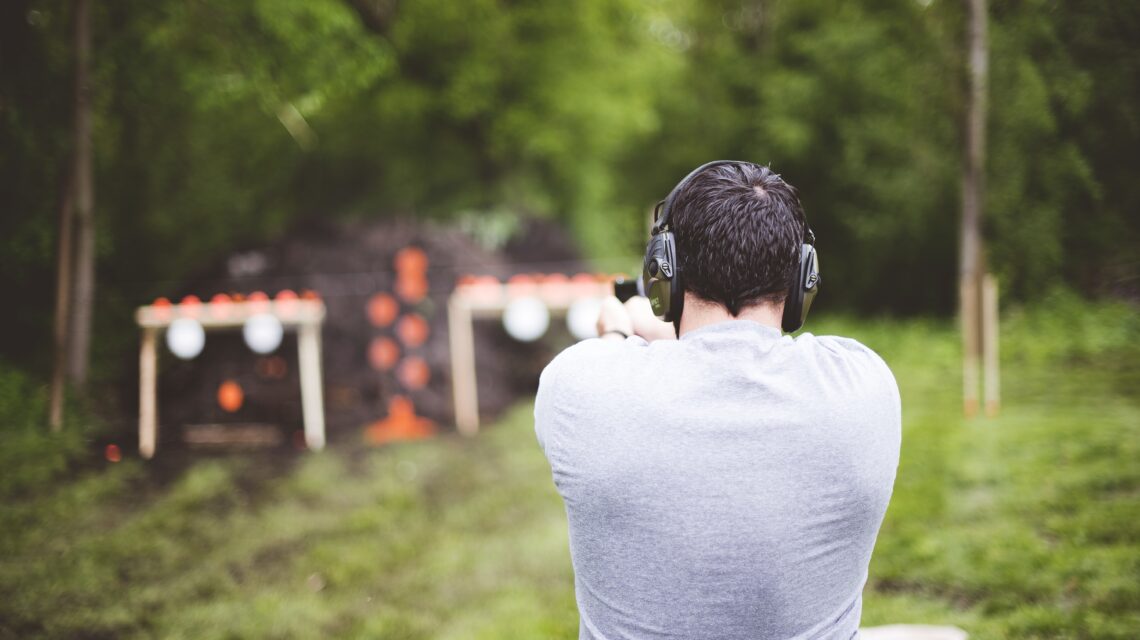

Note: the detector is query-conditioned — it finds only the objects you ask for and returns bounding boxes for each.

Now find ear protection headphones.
[642,160,821,333]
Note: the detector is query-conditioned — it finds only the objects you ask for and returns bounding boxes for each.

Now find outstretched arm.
[596,296,676,342]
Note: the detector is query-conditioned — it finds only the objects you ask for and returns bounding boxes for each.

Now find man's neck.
[677,293,783,337]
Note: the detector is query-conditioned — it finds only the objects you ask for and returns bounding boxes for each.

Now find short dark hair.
[670,163,806,315]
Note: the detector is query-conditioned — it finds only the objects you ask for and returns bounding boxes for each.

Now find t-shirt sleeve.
[868,348,902,428]
[535,337,647,463]
[809,335,902,426]
[534,353,564,456]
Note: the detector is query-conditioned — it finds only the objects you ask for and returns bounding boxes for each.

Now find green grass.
[2,298,1138,638]
[0,406,577,639]
[813,300,1140,639]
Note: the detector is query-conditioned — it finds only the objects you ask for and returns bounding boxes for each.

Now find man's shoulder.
[541,336,648,385]
[800,333,883,361]
[535,337,649,454]
[795,333,898,396]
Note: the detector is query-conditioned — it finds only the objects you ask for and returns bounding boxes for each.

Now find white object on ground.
[243,313,285,354]
[166,318,205,360]
[502,296,550,342]
[860,625,968,640]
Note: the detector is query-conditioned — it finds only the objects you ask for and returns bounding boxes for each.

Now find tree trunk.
[67,0,95,387]
[960,0,987,417]
[49,167,76,431]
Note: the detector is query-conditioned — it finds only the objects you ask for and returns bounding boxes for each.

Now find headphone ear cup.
[781,244,820,333]
[643,231,681,321]
[800,246,820,325]
[663,232,683,323]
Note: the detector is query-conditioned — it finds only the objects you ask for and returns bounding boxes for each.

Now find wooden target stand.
[135,294,327,459]
[448,274,612,435]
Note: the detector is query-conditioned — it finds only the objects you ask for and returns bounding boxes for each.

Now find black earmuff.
[644,161,739,329]
[644,160,821,334]
[780,229,820,333]
[643,223,681,323]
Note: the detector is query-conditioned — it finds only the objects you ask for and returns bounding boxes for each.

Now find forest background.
[2,0,1138,387]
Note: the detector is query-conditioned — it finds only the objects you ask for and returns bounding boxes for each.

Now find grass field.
[2,296,1138,638]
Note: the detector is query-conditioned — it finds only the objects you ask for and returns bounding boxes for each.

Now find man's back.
[535,321,901,640]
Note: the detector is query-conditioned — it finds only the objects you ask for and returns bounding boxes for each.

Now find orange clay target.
[275,290,299,318]
[395,272,428,303]
[396,313,430,347]
[392,247,429,303]
[217,380,244,413]
[397,357,430,389]
[394,247,428,275]
[256,356,288,379]
[209,293,232,319]
[247,291,270,313]
[367,293,399,328]
[179,295,202,318]
[368,337,400,371]
[152,297,173,322]
[363,395,435,445]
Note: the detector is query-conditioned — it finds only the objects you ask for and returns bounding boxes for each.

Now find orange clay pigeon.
[364,396,436,446]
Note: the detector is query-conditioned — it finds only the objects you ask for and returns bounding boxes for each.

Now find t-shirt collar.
[679,319,783,343]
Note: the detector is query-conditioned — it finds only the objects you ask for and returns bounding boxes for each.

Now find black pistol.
[612,275,645,303]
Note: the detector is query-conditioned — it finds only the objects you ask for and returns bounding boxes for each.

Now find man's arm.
[596,296,634,341]
[596,296,676,342]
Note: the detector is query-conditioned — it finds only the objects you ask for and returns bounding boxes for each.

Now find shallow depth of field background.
[1,1,1138,638]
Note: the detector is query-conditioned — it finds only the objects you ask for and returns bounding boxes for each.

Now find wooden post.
[960,278,980,417]
[297,322,326,451]
[139,327,158,459]
[448,295,479,436]
[982,274,1000,416]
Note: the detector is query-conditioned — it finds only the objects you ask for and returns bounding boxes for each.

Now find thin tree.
[68,0,96,388]
[49,0,93,430]
[49,166,75,431]
[960,0,987,417]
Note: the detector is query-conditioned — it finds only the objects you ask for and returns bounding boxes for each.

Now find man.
[535,161,901,639]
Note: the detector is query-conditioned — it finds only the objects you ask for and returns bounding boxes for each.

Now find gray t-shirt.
[535,320,900,640]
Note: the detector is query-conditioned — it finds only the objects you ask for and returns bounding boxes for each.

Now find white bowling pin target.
[566,297,603,341]
[166,318,206,360]
[502,296,550,342]
[243,313,285,354]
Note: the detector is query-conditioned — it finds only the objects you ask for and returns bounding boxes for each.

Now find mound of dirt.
[146,217,588,446]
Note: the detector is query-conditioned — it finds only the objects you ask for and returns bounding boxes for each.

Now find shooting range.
[119,218,598,455]
[2,0,1136,637]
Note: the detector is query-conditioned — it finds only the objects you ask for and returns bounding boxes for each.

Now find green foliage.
[96,0,392,282]
[0,365,89,498]
[985,1,1096,301]
[645,0,963,313]
[2,0,1139,376]
[1001,288,1140,371]
[0,1,75,371]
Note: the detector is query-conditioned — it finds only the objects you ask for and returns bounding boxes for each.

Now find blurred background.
[1,0,1137,638]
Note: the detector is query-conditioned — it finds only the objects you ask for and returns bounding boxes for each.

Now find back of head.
[670,163,807,316]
